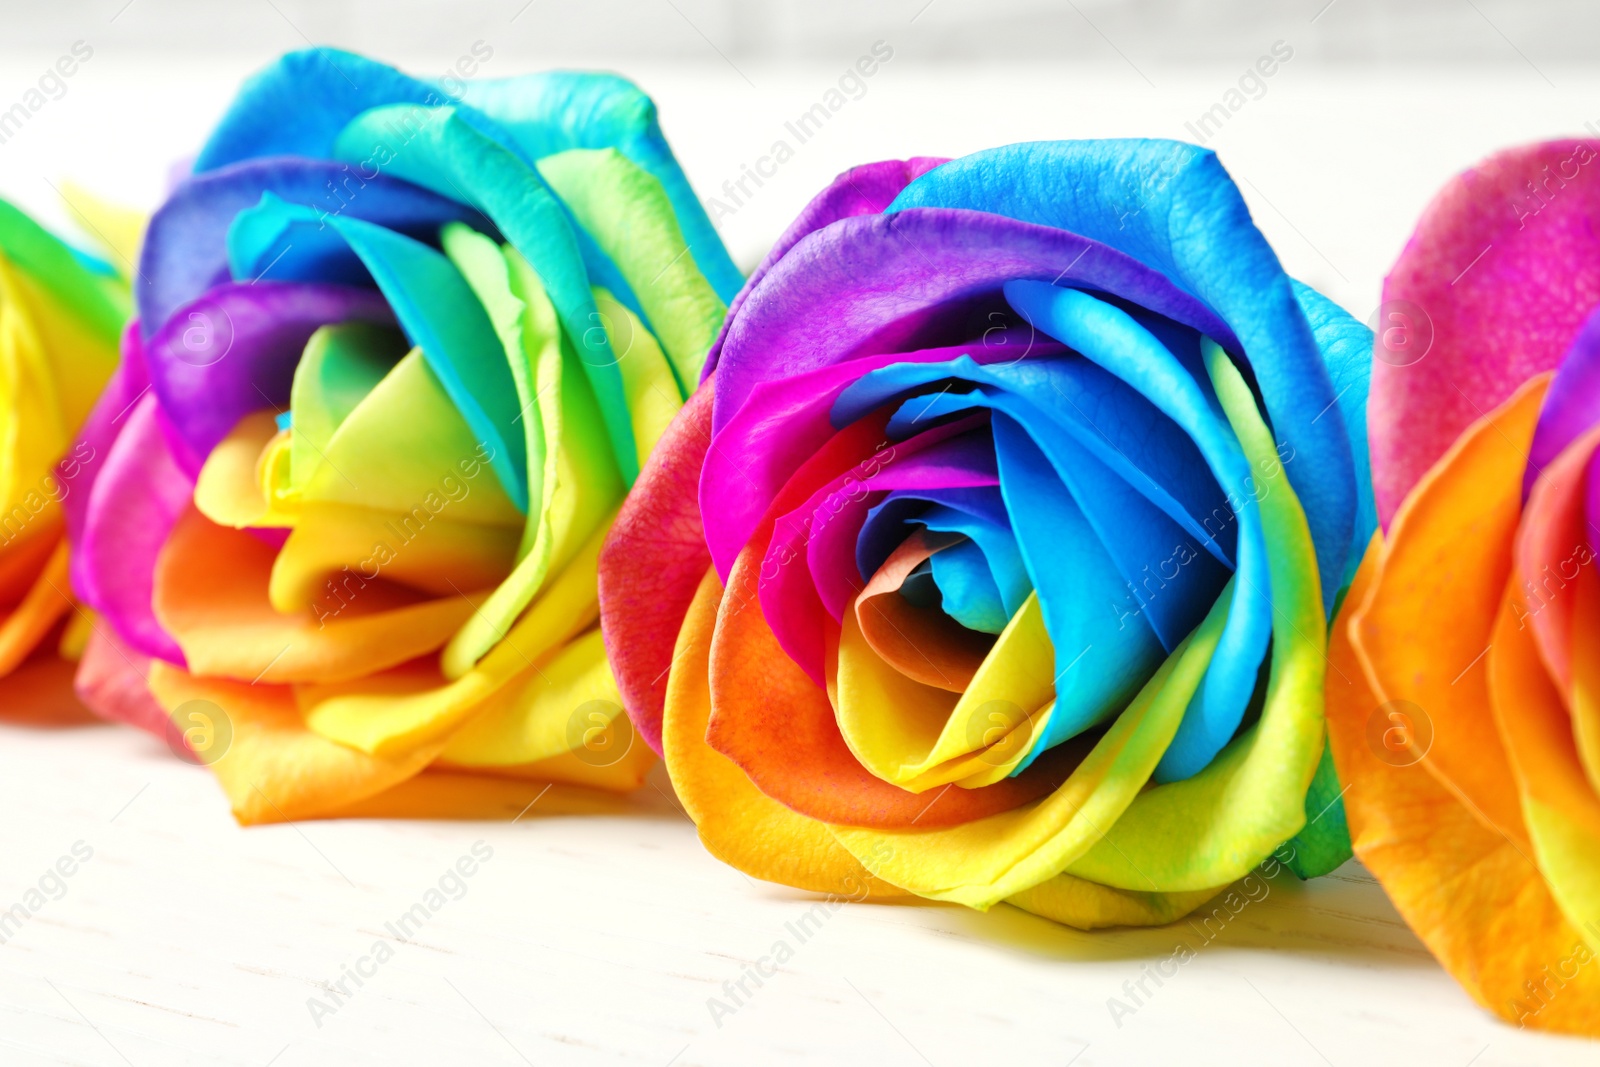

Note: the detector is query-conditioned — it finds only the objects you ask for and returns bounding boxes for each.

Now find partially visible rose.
[602,141,1375,924]
[70,49,739,822]
[1327,140,1600,1034]
[0,197,126,713]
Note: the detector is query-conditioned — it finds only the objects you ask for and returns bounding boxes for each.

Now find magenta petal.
[78,393,195,664]
[702,336,1066,579]
[63,322,150,591]
[702,157,948,380]
[761,417,997,682]
[1374,139,1600,525]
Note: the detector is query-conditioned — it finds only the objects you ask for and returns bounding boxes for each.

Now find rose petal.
[1374,139,1600,525]
[1328,540,1600,1035]
[77,393,194,662]
[1352,376,1547,846]
[146,282,393,474]
[706,542,1077,829]
[196,50,742,303]
[703,157,946,379]
[662,567,907,897]
[890,140,1357,599]
[598,382,714,755]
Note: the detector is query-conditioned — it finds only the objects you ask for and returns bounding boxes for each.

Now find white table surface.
[3,42,1600,1066]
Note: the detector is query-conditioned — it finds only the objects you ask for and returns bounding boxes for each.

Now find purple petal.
[146,282,394,474]
[138,156,483,339]
[712,207,1235,441]
[703,157,947,380]
[1527,304,1600,499]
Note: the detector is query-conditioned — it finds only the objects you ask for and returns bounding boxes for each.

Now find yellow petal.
[828,582,1232,907]
[300,512,612,755]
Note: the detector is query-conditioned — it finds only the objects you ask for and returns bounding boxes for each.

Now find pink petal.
[77,393,195,663]
[1374,139,1600,525]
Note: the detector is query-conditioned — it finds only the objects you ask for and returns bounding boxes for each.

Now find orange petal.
[854,527,993,692]
[0,650,95,725]
[154,506,479,685]
[1350,375,1550,846]
[321,771,645,820]
[708,543,1076,829]
[664,567,905,898]
[0,537,73,676]
[0,508,64,606]
[147,661,442,825]
[1490,578,1600,944]
[1331,536,1600,1034]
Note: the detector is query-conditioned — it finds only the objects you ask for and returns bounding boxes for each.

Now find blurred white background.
[1,0,1598,319]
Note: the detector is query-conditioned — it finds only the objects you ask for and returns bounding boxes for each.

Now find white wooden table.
[3,43,1599,1065]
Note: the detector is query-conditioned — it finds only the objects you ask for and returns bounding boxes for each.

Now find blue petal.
[855,488,1033,625]
[889,140,1356,611]
[918,502,1031,618]
[138,157,481,339]
[1293,279,1376,598]
[194,49,741,304]
[840,355,1236,570]
[992,414,1163,755]
[1002,282,1272,782]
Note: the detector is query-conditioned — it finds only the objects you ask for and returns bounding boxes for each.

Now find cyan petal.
[928,538,1010,634]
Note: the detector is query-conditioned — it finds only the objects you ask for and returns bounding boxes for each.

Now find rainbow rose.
[71,49,739,822]
[1327,140,1600,1033]
[0,198,126,712]
[602,141,1374,923]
